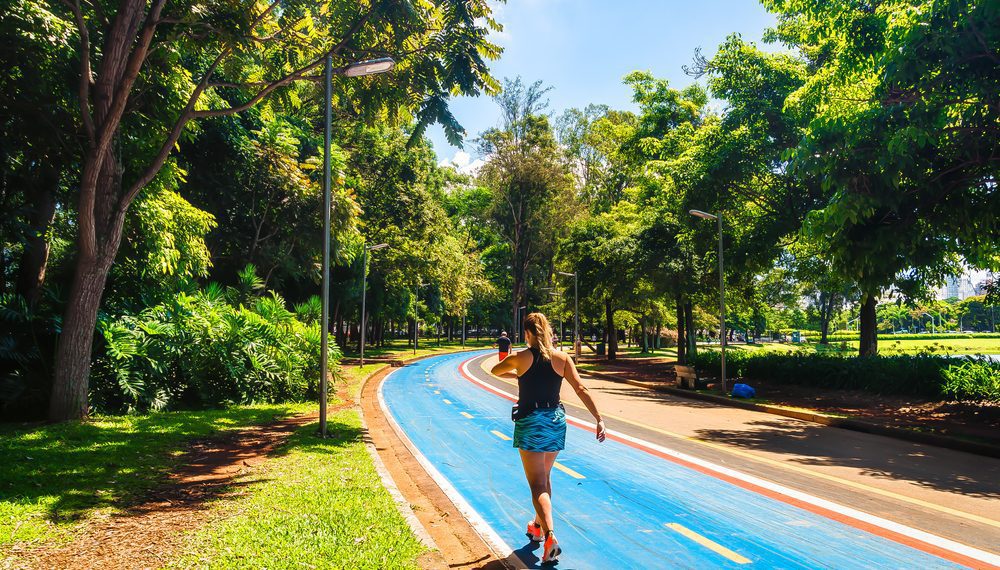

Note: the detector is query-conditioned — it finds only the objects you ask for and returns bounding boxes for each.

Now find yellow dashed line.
[491,430,512,441]
[460,412,474,419]
[553,462,585,479]
[665,523,751,564]
[434,390,440,394]
[443,399,452,405]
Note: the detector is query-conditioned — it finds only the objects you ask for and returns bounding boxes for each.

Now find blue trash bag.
[731,383,756,399]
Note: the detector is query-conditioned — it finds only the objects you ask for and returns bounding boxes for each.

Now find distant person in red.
[495,331,512,361]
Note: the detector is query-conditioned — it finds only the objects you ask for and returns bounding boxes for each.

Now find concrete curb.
[581,368,1000,459]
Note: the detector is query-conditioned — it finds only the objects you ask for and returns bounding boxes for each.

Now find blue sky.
[427,0,778,169]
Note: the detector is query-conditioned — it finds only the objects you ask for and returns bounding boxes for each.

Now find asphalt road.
[379,350,1000,569]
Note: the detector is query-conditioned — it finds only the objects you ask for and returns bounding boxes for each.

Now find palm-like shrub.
[92,266,334,413]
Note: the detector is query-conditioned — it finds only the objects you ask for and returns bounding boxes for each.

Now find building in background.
[938,272,980,300]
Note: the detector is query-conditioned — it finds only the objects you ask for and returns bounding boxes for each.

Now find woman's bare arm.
[491,350,529,379]
[560,355,606,442]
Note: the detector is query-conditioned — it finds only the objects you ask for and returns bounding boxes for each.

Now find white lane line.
[666,523,751,564]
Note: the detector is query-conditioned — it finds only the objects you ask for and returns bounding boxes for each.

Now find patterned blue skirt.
[513,405,566,452]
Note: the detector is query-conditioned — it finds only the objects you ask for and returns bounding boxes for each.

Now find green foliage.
[0,292,61,419]
[942,359,1000,402]
[691,350,1000,402]
[766,0,1000,296]
[91,267,335,413]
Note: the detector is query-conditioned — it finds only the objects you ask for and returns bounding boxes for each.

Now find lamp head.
[343,57,395,77]
[689,209,718,221]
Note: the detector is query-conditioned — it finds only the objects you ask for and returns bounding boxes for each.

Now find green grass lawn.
[0,403,312,549]
[0,343,503,565]
[835,337,1000,355]
[168,409,426,569]
[708,338,1000,355]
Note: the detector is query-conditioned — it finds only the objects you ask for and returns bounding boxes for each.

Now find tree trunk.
[48,251,114,420]
[684,301,697,359]
[859,293,878,357]
[676,295,686,365]
[15,176,58,306]
[819,292,835,345]
[49,144,127,421]
[605,298,617,360]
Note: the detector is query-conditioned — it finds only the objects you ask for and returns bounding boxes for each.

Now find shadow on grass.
[0,405,318,528]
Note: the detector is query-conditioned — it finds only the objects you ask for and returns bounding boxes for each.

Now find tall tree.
[44,0,501,420]
[764,0,1000,355]
[478,78,576,332]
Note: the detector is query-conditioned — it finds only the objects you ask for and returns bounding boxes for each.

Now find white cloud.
[452,150,472,168]
[439,150,484,176]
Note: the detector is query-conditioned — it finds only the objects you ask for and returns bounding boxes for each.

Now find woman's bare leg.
[520,449,558,534]
[534,451,557,526]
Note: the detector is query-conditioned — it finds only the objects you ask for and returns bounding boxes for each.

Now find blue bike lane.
[379,351,999,569]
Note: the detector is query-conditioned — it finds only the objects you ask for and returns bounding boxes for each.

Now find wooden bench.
[675,365,699,389]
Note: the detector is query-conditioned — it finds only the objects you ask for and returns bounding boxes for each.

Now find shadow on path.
[694,419,1000,498]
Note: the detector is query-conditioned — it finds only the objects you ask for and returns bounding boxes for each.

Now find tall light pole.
[359,243,389,367]
[557,271,579,359]
[690,210,727,394]
[319,56,395,438]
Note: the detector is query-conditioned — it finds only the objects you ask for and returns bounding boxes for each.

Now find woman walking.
[491,312,606,564]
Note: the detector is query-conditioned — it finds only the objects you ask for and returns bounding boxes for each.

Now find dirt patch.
[11,388,355,570]
[359,363,516,570]
[583,357,1000,446]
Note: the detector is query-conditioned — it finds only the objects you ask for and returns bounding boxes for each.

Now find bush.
[942,358,1000,402]
[689,351,1000,402]
[91,280,335,413]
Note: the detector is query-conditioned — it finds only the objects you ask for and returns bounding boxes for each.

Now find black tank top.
[516,347,563,411]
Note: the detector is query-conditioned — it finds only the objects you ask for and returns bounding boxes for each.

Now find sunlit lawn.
[825,338,1000,355]
[168,410,426,569]
[0,404,313,550]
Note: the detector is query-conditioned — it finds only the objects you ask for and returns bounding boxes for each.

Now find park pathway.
[380,350,1000,569]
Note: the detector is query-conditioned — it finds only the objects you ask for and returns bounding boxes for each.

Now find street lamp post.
[319,56,395,438]
[690,210,727,394]
[359,243,389,367]
[557,271,579,360]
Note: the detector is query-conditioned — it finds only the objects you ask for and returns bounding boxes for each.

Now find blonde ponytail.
[523,312,555,361]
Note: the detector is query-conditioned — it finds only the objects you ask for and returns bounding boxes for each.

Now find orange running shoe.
[542,532,561,564]
[526,521,543,542]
